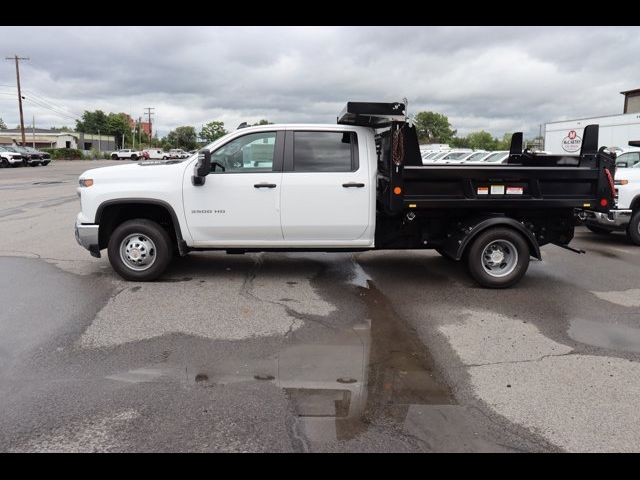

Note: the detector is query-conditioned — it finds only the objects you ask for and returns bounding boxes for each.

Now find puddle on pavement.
[569,318,640,353]
[104,276,506,451]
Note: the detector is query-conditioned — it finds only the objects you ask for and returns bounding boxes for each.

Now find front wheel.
[131,154,138,161]
[0,158,7,168]
[627,212,640,246]
[466,227,531,288]
[107,219,173,281]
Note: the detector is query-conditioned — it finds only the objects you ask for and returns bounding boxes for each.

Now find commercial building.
[545,89,640,154]
[0,128,116,152]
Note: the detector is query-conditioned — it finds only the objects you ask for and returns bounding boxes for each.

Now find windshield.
[444,152,468,160]
[464,152,487,162]
[483,152,507,163]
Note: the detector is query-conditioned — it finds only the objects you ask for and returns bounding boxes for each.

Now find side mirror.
[192,149,211,186]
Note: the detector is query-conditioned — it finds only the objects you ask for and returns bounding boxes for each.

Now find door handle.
[342,182,365,188]
[254,183,277,189]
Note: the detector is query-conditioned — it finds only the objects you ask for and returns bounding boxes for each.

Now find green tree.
[466,131,498,151]
[252,119,272,126]
[75,110,109,134]
[165,126,197,150]
[199,121,228,143]
[0,117,7,129]
[106,113,133,148]
[413,111,456,144]
[50,126,72,132]
[496,133,513,150]
[450,136,470,148]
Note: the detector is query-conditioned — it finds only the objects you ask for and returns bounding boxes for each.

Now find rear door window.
[293,131,358,172]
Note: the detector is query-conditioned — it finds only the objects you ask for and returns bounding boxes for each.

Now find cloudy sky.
[0,26,638,138]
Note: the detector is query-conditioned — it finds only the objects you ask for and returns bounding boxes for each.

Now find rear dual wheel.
[466,227,530,288]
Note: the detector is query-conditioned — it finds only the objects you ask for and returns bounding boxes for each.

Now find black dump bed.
[338,102,616,216]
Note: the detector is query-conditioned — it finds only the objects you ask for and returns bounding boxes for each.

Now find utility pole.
[32,115,35,148]
[5,55,29,145]
[138,117,142,146]
[144,107,155,141]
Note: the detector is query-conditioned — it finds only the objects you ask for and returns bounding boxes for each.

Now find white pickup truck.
[583,162,640,244]
[0,146,27,167]
[110,149,144,161]
[75,102,616,288]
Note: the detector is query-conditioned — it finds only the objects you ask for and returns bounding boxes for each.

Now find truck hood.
[79,160,189,184]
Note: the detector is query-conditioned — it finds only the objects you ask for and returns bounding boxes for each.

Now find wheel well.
[97,202,177,250]
[458,223,541,261]
[630,196,640,212]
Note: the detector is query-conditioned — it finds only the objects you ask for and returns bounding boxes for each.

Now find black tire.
[627,211,640,246]
[1,158,7,168]
[131,154,138,161]
[163,156,168,160]
[466,227,531,288]
[42,161,50,166]
[111,154,118,160]
[107,219,173,281]
[587,225,613,235]
[22,159,28,167]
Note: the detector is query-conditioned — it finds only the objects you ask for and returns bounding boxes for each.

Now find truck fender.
[441,215,541,261]
[95,198,189,256]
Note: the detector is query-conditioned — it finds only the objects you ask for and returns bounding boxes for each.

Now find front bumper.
[583,209,632,230]
[75,219,101,258]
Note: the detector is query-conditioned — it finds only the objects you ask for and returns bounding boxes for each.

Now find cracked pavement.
[1,161,640,452]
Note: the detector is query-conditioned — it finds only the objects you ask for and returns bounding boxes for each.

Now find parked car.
[422,150,453,164]
[23,146,51,166]
[0,146,26,167]
[168,149,190,159]
[433,149,474,164]
[3,145,43,166]
[142,149,169,160]
[583,161,640,244]
[111,149,143,160]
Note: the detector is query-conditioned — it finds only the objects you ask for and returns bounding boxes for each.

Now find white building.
[0,128,116,152]
[545,88,640,154]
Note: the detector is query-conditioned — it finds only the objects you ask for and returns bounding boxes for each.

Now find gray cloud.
[1,26,639,138]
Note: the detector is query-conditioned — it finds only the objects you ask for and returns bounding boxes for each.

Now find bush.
[85,149,112,160]
[41,148,84,160]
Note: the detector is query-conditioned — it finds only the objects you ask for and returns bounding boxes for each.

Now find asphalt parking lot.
[1,160,640,452]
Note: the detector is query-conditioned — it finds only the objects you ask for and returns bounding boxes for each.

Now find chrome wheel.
[481,240,518,278]
[119,233,157,271]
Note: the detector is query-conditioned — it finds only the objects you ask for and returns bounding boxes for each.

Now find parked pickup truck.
[0,146,27,167]
[75,101,615,288]
[582,161,640,245]
[111,149,143,161]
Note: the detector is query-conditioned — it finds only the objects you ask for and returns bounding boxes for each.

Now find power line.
[23,96,81,121]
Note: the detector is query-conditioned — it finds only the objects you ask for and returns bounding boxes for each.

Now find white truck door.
[280,129,370,242]
[183,131,284,245]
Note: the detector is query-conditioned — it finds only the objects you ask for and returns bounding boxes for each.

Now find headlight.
[79,178,94,187]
